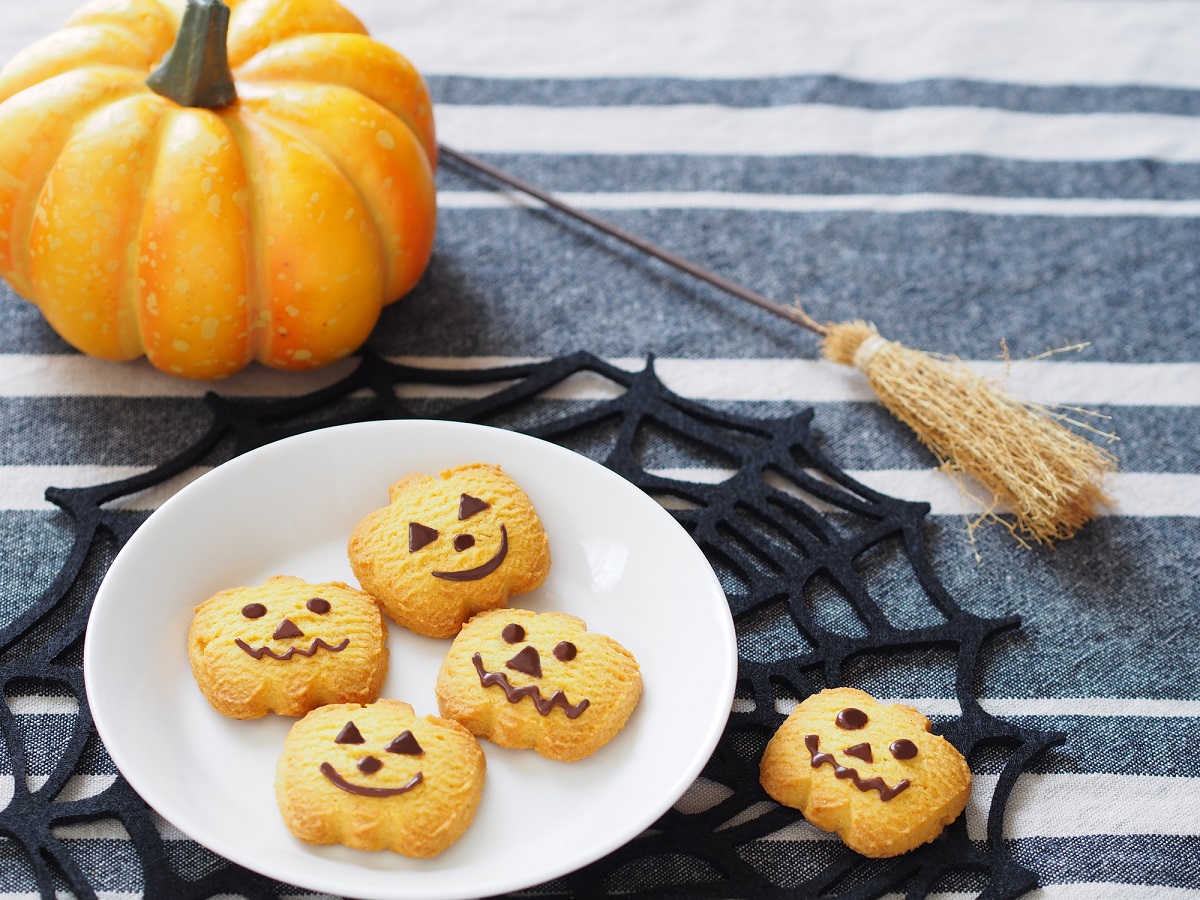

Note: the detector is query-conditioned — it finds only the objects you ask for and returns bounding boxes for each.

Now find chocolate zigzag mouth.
[472,652,590,718]
[433,524,508,581]
[235,637,349,661]
[319,763,423,798]
[804,734,910,801]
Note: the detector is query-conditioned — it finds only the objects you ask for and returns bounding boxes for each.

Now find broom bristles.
[822,320,1117,545]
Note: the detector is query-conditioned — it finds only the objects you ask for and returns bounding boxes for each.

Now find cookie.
[188,575,388,719]
[348,463,551,638]
[759,687,971,858]
[435,608,641,761]
[276,699,486,857]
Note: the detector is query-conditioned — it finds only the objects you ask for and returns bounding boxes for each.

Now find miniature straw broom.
[440,146,1117,545]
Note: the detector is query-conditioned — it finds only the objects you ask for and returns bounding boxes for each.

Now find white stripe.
[0,774,115,812]
[7,694,79,714]
[0,465,211,511]
[759,773,1200,841]
[2,891,1192,900]
[1,465,1197,517]
[441,190,1200,219]
[349,0,1200,88]
[3,356,1198,407]
[437,104,1200,162]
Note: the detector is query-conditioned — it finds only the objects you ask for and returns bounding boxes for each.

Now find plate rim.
[83,419,737,900]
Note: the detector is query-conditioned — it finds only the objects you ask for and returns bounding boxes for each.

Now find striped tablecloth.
[2,1,1199,897]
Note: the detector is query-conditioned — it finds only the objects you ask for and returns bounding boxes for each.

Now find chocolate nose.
[453,534,475,552]
[273,618,304,640]
[505,645,541,678]
[357,756,382,775]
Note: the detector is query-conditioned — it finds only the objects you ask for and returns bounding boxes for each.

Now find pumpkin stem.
[146,0,237,109]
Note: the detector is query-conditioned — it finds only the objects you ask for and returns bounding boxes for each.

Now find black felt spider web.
[0,351,1063,900]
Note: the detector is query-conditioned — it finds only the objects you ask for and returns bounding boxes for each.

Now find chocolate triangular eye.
[334,721,365,745]
[386,730,424,756]
[458,493,490,520]
[409,522,439,552]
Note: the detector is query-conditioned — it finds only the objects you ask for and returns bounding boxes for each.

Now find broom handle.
[438,144,827,337]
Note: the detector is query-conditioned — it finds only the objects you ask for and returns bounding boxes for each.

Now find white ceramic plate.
[84,420,736,900]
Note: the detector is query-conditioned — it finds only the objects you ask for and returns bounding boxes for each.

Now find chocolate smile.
[805,734,910,801]
[432,524,508,582]
[235,637,349,661]
[319,762,423,797]
[472,652,590,718]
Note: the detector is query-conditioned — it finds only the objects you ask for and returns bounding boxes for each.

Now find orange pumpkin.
[0,0,437,378]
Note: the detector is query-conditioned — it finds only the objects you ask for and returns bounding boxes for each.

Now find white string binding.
[853,333,889,373]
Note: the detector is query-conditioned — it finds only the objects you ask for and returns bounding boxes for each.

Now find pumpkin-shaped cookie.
[0,0,436,377]
[760,687,971,858]
[436,608,642,761]
[348,463,552,638]
[188,575,388,718]
[276,699,486,857]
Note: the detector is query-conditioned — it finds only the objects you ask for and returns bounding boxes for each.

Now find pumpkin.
[0,0,437,378]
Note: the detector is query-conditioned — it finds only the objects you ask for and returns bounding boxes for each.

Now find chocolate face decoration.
[188,576,388,719]
[318,719,427,798]
[276,700,486,857]
[435,608,642,761]
[348,463,552,638]
[408,493,511,582]
[759,687,972,858]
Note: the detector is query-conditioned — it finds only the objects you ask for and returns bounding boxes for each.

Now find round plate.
[84,421,736,900]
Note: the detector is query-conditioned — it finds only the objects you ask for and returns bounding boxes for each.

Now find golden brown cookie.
[435,608,641,761]
[276,699,486,857]
[347,463,551,637]
[759,687,971,858]
[188,575,388,719]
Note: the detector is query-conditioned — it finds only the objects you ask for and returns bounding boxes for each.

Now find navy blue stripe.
[387,209,1200,363]
[427,75,1200,117]
[740,836,1200,891]
[439,153,1200,201]
[1012,835,1200,889]
[0,398,1186,472]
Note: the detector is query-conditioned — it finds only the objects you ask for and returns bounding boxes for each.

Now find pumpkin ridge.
[242,99,397,298]
[215,113,269,366]
[1,72,150,301]
[0,25,160,104]
[121,105,177,362]
[28,92,171,360]
[225,0,368,70]
[232,31,437,165]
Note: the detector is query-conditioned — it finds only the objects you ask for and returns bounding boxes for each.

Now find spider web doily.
[0,351,1063,899]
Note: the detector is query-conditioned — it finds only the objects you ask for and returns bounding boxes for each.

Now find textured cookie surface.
[436,608,641,761]
[188,575,388,719]
[348,463,551,637]
[760,687,971,858]
[276,699,486,857]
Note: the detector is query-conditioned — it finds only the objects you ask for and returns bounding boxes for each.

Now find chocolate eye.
[553,641,577,661]
[386,730,424,756]
[889,739,918,760]
[502,623,525,643]
[241,603,266,619]
[836,708,869,729]
[334,721,365,745]
[458,493,490,520]
[306,597,330,614]
[409,522,438,552]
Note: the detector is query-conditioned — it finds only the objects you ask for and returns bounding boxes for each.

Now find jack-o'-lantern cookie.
[436,608,641,761]
[276,699,486,857]
[188,575,388,719]
[760,687,971,858]
[348,463,551,638]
